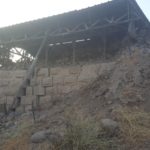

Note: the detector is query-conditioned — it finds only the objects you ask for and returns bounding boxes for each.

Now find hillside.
[0,44,150,150]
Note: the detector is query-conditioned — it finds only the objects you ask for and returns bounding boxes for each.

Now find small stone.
[31,130,62,144]
[101,118,119,136]
[31,130,47,143]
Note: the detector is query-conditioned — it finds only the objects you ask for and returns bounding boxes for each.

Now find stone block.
[78,64,99,82]
[26,87,33,96]
[42,77,53,87]
[0,71,10,78]
[45,87,55,95]
[30,78,37,86]
[24,105,32,111]
[97,62,115,75]
[59,85,72,94]
[0,79,9,87]
[53,76,64,85]
[64,76,78,84]
[37,68,49,77]
[34,86,45,96]
[4,87,18,96]
[9,79,22,87]
[39,96,52,104]
[21,96,37,105]
[6,96,14,105]
[50,68,60,75]
[69,66,82,75]
[0,96,6,104]
[13,70,26,79]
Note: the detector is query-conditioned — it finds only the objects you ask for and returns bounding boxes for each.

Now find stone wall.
[0,62,115,111]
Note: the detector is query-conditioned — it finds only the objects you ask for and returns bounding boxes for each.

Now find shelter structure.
[0,0,149,110]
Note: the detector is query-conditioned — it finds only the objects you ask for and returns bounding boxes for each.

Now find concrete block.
[0,79,9,87]
[50,67,69,76]
[21,96,37,105]
[13,70,26,78]
[37,68,49,77]
[0,97,6,104]
[9,79,22,87]
[0,71,10,78]
[59,85,72,94]
[69,66,82,75]
[30,78,37,86]
[53,76,64,85]
[6,96,14,105]
[97,62,115,75]
[45,87,55,95]
[39,96,52,104]
[26,87,33,96]
[64,76,78,84]
[42,77,53,87]
[4,87,18,96]
[50,68,60,75]
[24,105,32,111]
[56,85,72,95]
[34,86,45,96]
[78,64,99,82]
[36,77,43,84]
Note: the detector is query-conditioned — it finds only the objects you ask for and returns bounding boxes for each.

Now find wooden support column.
[72,41,76,65]
[45,46,49,67]
[103,35,107,60]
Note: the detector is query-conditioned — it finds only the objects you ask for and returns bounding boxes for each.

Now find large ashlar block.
[6,96,14,105]
[4,87,18,96]
[69,66,82,75]
[64,75,78,84]
[0,79,9,87]
[50,68,60,75]
[50,67,69,77]
[39,96,52,104]
[13,70,26,79]
[78,64,100,82]
[26,87,33,96]
[53,76,64,85]
[42,77,53,87]
[97,62,115,75]
[61,85,72,94]
[0,97,6,104]
[9,79,22,87]
[45,87,54,95]
[71,84,81,91]
[37,68,49,77]
[21,96,37,105]
[34,86,45,96]
[0,71,11,78]
[30,78,37,86]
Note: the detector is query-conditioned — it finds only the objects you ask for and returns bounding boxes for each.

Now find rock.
[46,131,62,144]
[31,130,62,144]
[101,118,119,136]
[31,130,47,143]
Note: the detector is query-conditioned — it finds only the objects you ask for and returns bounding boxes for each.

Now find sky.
[0,0,149,28]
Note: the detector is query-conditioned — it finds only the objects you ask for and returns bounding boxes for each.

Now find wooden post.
[45,46,49,67]
[72,41,76,65]
[10,33,49,111]
[103,35,106,60]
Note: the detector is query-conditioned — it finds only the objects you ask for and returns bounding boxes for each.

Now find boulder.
[31,130,62,144]
[31,130,47,143]
[101,118,119,136]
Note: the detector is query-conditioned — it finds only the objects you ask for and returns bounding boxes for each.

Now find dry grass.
[1,130,30,150]
[115,108,150,149]
[1,108,150,150]
[49,112,118,150]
